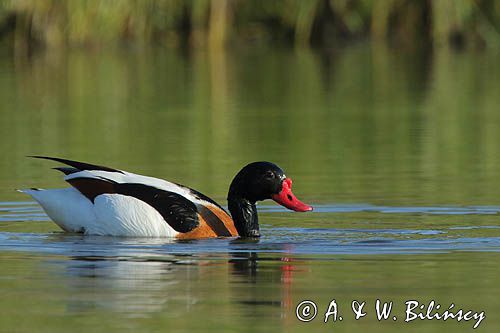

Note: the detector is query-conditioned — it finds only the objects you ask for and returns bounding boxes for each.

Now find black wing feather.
[53,167,80,175]
[29,156,124,174]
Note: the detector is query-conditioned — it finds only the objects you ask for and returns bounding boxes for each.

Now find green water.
[1,45,500,332]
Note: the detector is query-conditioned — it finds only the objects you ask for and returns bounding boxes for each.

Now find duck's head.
[228,162,312,237]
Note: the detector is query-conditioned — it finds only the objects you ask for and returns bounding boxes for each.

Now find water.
[1,45,500,332]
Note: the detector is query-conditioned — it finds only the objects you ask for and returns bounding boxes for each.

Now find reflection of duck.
[21,156,312,238]
[27,234,305,320]
[228,246,301,323]
[65,256,179,315]
[61,250,206,316]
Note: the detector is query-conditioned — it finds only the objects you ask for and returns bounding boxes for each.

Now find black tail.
[28,156,123,174]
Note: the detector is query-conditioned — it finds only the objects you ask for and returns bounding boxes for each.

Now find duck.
[20,156,312,238]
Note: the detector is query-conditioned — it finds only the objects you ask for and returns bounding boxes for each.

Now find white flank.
[90,194,178,237]
[21,188,179,237]
[21,188,95,233]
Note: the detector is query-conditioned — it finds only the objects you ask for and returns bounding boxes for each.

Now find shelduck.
[21,156,312,238]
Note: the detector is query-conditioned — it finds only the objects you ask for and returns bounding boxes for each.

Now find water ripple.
[260,203,500,215]
[1,201,500,256]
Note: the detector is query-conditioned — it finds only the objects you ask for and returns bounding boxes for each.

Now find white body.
[21,169,213,237]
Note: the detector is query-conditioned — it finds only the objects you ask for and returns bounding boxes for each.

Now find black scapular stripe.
[67,178,116,202]
[29,156,124,174]
[114,183,199,233]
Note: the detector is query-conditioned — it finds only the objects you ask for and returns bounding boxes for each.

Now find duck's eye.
[264,171,275,179]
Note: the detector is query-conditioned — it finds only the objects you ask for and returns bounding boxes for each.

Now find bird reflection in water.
[51,236,306,321]
[229,239,305,322]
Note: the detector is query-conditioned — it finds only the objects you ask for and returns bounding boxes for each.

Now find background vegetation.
[0,0,499,52]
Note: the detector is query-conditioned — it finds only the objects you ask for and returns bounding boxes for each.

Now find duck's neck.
[227,169,262,237]
[227,196,260,237]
